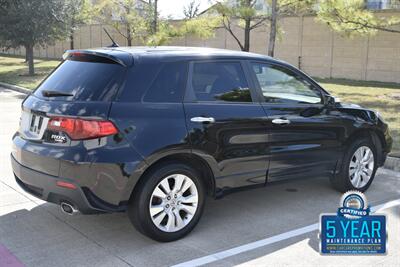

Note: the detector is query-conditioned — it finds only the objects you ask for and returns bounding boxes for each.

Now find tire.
[330,136,378,193]
[128,162,205,242]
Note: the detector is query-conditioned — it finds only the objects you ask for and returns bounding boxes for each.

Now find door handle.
[190,117,215,123]
[272,118,291,125]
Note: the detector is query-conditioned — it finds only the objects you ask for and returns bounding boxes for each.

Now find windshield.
[34,57,125,101]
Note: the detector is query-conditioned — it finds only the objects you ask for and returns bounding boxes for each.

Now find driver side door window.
[252,63,322,104]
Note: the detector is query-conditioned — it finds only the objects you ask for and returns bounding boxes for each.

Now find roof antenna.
[103,28,119,47]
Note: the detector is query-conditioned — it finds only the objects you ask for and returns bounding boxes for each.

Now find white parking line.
[173,199,400,267]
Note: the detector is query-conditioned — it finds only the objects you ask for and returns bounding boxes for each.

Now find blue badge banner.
[320,214,386,254]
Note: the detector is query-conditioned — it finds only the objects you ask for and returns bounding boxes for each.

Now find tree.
[183,0,201,19]
[145,0,218,46]
[317,0,400,36]
[95,0,218,47]
[266,0,314,57]
[0,0,70,75]
[266,0,400,57]
[145,16,220,46]
[65,0,93,49]
[148,0,159,34]
[268,0,277,57]
[215,0,269,52]
[183,16,221,39]
[94,0,148,46]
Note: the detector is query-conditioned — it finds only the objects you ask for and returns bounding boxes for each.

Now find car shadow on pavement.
[0,171,399,266]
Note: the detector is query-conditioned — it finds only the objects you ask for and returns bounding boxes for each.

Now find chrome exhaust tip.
[60,202,78,215]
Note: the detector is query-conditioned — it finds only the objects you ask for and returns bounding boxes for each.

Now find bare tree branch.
[222,16,244,51]
[250,17,268,30]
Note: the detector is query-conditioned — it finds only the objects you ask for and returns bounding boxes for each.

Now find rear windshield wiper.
[41,90,74,97]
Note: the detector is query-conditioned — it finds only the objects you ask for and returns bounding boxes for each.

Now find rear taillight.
[48,117,118,140]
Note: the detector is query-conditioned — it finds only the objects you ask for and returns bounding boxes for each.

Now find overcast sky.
[158,0,216,19]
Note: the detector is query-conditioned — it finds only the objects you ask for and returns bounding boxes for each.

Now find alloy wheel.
[349,146,374,188]
[149,174,199,232]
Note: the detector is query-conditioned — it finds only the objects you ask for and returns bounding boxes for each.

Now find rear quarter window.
[117,61,188,103]
[143,62,187,103]
[34,57,125,101]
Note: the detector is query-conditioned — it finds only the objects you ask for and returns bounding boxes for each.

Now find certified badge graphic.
[319,191,386,254]
[338,191,369,219]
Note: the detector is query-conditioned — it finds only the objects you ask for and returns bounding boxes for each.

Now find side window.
[117,63,159,102]
[191,62,252,102]
[251,63,322,104]
[143,62,187,103]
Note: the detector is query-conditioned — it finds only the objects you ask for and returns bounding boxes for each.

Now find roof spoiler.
[62,50,130,67]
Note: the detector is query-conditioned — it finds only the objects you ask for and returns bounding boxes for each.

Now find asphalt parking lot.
[0,87,399,267]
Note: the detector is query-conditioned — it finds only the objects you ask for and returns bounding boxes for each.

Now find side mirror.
[325,95,339,107]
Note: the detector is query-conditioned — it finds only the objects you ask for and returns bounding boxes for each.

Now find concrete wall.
[2,12,400,83]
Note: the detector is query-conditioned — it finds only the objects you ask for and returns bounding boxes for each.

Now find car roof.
[70,46,286,66]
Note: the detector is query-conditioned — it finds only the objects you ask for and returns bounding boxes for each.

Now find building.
[199,0,269,17]
[366,0,400,9]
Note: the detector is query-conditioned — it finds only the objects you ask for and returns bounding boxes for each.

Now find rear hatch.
[14,50,129,175]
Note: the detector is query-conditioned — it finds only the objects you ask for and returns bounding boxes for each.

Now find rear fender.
[121,148,221,202]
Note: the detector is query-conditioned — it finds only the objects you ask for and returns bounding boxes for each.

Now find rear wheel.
[330,137,377,192]
[128,163,205,242]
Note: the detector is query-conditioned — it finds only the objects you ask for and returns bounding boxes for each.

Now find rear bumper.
[11,154,126,214]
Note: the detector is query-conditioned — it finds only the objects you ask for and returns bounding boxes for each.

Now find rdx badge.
[51,134,67,143]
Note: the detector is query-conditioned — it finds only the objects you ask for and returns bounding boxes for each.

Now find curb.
[0,81,399,172]
[0,82,31,94]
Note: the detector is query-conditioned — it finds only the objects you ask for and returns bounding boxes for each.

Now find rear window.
[34,56,125,101]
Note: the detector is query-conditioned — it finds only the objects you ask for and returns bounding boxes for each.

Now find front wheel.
[128,163,205,242]
[330,137,378,192]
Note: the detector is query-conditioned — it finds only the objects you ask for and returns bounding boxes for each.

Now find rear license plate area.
[19,110,49,140]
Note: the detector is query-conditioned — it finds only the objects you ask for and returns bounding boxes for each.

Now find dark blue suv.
[11,47,392,241]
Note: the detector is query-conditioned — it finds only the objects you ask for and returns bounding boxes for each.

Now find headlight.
[375,111,386,123]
